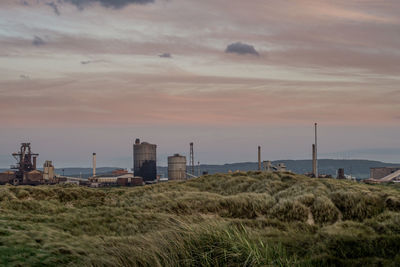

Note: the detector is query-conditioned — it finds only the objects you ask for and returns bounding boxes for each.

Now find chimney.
[312,144,316,177]
[92,153,96,177]
[33,156,37,170]
[190,142,194,176]
[314,123,318,178]
[258,146,261,171]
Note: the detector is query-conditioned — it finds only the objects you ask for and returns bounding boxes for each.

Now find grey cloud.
[81,59,105,64]
[225,42,259,56]
[46,2,60,15]
[62,0,154,9]
[20,74,30,79]
[32,36,46,46]
[159,53,172,58]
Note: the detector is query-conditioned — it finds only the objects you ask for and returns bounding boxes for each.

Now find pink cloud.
[0,74,399,127]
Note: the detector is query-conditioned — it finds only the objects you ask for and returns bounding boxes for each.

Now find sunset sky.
[0,0,399,167]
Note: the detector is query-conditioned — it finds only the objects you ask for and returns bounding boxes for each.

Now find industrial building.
[11,143,40,185]
[0,143,57,185]
[133,139,157,182]
[0,171,15,184]
[89,174,144,187]
[257,146,287,173]
[337,168,346,179]
[262,160,287,172]
[168,154,187,180]
[370,167,400,180]
[364,167,400,183]
[43,160,55,181]
[0,143,144,187]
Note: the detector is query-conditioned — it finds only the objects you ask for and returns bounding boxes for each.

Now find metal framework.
[11,143,38,184]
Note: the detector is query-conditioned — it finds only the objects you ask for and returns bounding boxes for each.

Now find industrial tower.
[190,142,194,176]
[312,123,318,178]
[11,143,38,184]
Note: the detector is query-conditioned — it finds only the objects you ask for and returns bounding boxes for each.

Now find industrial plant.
[0,139,199,187]
[0,124,399,186]
[0,143,56,186]
[133,139,157,182]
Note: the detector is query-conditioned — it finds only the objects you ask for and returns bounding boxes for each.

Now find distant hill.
[158,159,400,179]
[0,167,118,178]
[1,159,399,179]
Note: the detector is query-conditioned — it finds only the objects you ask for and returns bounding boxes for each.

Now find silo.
[168,154,187,180]
[133,139,157,182]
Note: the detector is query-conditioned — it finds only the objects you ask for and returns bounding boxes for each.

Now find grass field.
[0,172,399,266]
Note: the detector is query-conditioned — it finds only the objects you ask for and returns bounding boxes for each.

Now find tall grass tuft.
[95,223,300,267]
[311,196,339,225]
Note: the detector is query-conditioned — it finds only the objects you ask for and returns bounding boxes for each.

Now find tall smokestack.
[190,142,194,176]
[312,144,316,177]
[92,153,96,177]
[315,123,318,178]
[33,156,37,170]
[258,146,261,171]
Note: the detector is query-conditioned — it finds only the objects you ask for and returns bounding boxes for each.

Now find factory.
[364,167,400,184]
[0,140,196,187]
[133,139,157,182]
[1,125,397,186]
[0,143,56,185]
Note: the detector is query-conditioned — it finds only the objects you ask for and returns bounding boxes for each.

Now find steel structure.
[11,143,39,184]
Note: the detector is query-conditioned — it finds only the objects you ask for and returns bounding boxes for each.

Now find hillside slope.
[0,172,399,266]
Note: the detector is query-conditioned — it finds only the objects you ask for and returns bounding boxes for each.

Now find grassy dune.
[0,172,400,266]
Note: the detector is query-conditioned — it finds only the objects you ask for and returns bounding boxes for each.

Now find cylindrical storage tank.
[168,154,187,181]
[133,140,157,182]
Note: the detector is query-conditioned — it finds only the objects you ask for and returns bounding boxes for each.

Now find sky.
[0,0,399,168]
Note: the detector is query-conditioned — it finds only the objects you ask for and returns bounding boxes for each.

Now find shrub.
[296,193,315,207]
[271,200,308,222]
[0,188,16,201]
[330,191,385,221]
[219,193,275,218]
[311,197,339,225]
[385,196,400,212]
[16,189,30,199]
